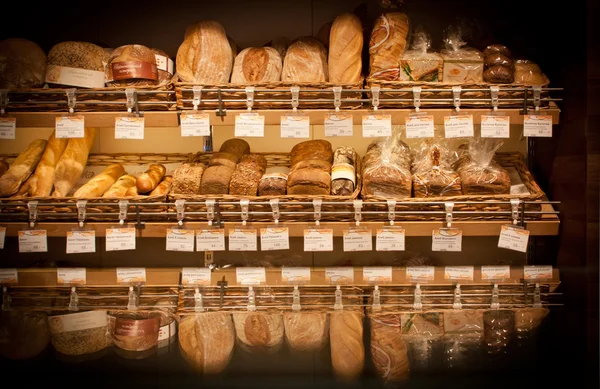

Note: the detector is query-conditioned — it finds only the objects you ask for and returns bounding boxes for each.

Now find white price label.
[260,227,289,251]
[166,228,195,252]
[481,115,510,138]
[18,230,48,253]
[57,268,86,285]
[0,269,18,284]
[444,115,474,138]
[236,267,266,285]
[281,115,310,138]
[303,228,333,252]
[362,114,392,137]
[0,117,16,139]
[498,225,530,252]
[116,267,146,284]
[406,266,435,282]
[180,113,210,137]
[196,229,225,252]
[0,226,5,249]
[229,228,257,251]
[523,265,553,281]
[66,230,96,254]
[481,266,511,281]
[363,266,393,283]
[432,228,462,252]
[235,114,264,137]
[376,227,405,251]
[325,267,354,284]
[115,116,145,139]
[444,266,474,281]
[55,116,85,138]
[405,115,435,138]
[324,113,353,137]
[281,267,311,283]
[105,228,136,251]
[523,115,552,137]
[343,228,372,252]
[181,267,211,286]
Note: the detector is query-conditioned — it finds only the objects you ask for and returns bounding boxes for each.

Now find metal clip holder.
[533,283,542,308]
[175,199,186,227]
[313,199,322,226]
[66,88,76,114]
[490,86,500,111]
[270,199,280,224]
[290,86,300,112]
[353,200,362,226]
[371,86,380,111]
[292,286,301,311]
[76,200,87,228]
[532,86,542,112]
[387,199,396,226]
[510,199,521,226]
[68,287,79,311]
[332,86,342,112]
[491,284,500,309]
[125,88,137,116]
[118,200,128,225]
[2,287,11,310]
[452,86,462,112]
[194,288,205,312]
[372,285,381,311]
[245,87,255,111]
[247,286,256,311]
[413,284,423,310]
[445,202,454,228]
[192,86,203,111]
[0,89,8,115]
[453,284,462,310]
[206,199,216,226]
[28,200,38,228]
[334,285,343,310]
[413,86,422,112]
[240,199,250,226]
[127,286,140,310]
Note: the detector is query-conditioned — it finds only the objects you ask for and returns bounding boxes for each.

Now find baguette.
[103,174,137,198]
[149,176,172,196]
[28,132,68,197]
[0,159,8,176]
[136,164,166,193]
[52,128,97,197]
[73,164,125,198]
[126,185,139,197]
[0,139,47,197]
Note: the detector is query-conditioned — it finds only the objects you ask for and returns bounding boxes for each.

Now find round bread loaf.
[231,47,282,83]
[484,65,514,83]
[46,41,107,88]
[232,312,284,354]
[0,38,46,89]
[0,310,50,360]
[282,37,328,83]
[283,311,329,352]
[219,138,250,159]
[484,53,513,68]
[483,44,512,58]
[105,44,158,87]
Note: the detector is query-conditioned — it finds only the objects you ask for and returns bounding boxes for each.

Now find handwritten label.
[105,228,136,251]
[180,112,210,137]
[524,265,553,281]
[481,115,510,138]
[303,228,333,251]
[325,267,355,284]
[235,113,264,137]
[281,267,311,283]
[166,228,195,252]
[281,115,310,138]
[362,114,392,137]
[363,266,392,283]
[406,266,435,282]
[66,230,96,254]
[55,116,85,138]
[324,113,353,137]
[444,115,474,138]
[0,117,16,139]
[343,228,372,252]
[0,269,18,284]
[405,115,434,138]
[229,228,257,251]
[432,228,462,252]
[481,266,511,281]
[57,268,86,285]
[498,225,530,252]
[0,226,5,249]
[196,229,225,252]
[116,268,146,284]
[181,267,211,286]
[444,266,474,281]
[376,227,405,251]
[260,227,289,251]
[523,115,552,137]
[115,116,145,139]
[236,267,266,285]
[18,230,48,253]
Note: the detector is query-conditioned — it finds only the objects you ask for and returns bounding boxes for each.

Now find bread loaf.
[151,48,174,86]
[0,311,50,360]
[514,60,549,85]
[514,308,549,333]
[0,38,46,89]
[219,138,250,159]
[330,311,364,379]
[73,164,125,198]
[136,164,166,193]
[368,12,410,80]
[200,166,234,194]
[103,174,137,197]
[282,37,328,82]
[45,41,107,88]
[229,154,267,196]
[52,128,97,197]
[0,159,8,176]
[0,139,47,197]
[232,312,284,353]
[111,312,161,353]
[27,133,68,197]
[150,176,172,196]
[290,139,333,167]
[283,312,329,352]
[370,314,410,381]
[331,147,357,196]
[208,152,239,170]
[105,44,158,87]
[266,37,289,59]
[231,47,282,83]
[176,21,233,83]
[329,13,363,83]
[361,139,412,198]
[179,313,235,374]
[126,185,139,197]
[258,167,289,196]
[316,21,333,48]
[287,163,331,195]
[171,162,205,195]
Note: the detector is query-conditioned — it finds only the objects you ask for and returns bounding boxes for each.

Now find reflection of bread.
[232,312,284,353]
[283,312,329,352]
[370,314,410,381]
[330,311,364,379]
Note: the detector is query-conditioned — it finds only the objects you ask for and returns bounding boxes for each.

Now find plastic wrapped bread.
[455,138,510,195]
[483,309,515,355]
[232,312,284,353]
[370,313,410,381]
[399,31,443,82]
[401,312,444,369]
[328,13,363,83]
[105,44,158,87]
[514,60,549,85]
[361,137,412,198]
[231,47,282,83]
[258,166,289,196]
[331,146,357,196]
[283,311,329,352]
[440,28,483,83]
[330,311,364,380]
[45,41,107,88]
[412,140,461,197]
[442,310,484,367]
[282,37,328,83]
[368,12,410,80]
[483,44,514,83]
[513,308,549,333]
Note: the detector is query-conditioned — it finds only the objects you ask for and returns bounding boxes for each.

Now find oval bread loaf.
[282,37,328,83]
[232,312,284,354]
[136,164,166,193]
[330,311,365,380]
[231,47,282,83]
[328,13,363,83]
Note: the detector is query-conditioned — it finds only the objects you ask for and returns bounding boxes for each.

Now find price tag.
[444,115,474,138]
[363,266,393,283]
[324,113,353,137]
[235,113,264,137]
[303,228,333,252]
[18,230,47,253]
[116,268,146,284]
[105,228,136,251]
[498,225,530,252]
[180,112,210,137]
[115,116,145,140]
[0,269,18,284]
[523,115,552,137]
[524,265,553,281]
[406,266,435,283]
[55,116,85,138]
[405,115,434,138]
[229,228,257,251]
[181,267,211,286]
[236,267,266,285]
[196,228,225,252]
[432,228,462,252]
[481,115,510,138]
[260,227,289,251]
[444,266,474,281]
[281,115,310,138]
[281,267,311,283]
[376,227,405,251]
[0,117,16,139]
[66,230,96,254]
[343,227,372,252]
[0,226,5,249]
[481,266,511,281]
[362,114,392,137]
[57,268,87,285]
[325,267,354,284]
[166,228,195,252]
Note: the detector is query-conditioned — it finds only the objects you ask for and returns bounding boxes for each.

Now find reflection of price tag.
[405,115,434,138]
[229,228,257,251]
[325,267,354,284]
[524,265,553,281]
[260,227,289,251]
[55,116,85,138]
[432,228,462,252]
[196,229,225,252]
[115,116,145,139]
[362,114,392,137]
[324,113,353,137]
[363,266,392,283]
[481,115,510,138]
[406,266,435,282]
[281,115,309,138]
[444,115,474,138]
[343,228,372,252]
[66,230,96,254]
[235,113,264,137]
[481,265,511,281]
[236,267,266,285]
[181,267,211,286]
[0,269,18,284]
[105,228,136,251]
[523,115,552,137]
[57,268,87,285]
[0,226,6,249]
[166,228,195,252]
[116,268,146,284]
[376,227,405,251]
[0,117,16,139]
[444,266,474,281]
[281,267,311,283]
[180,112,210,137]
[498,225,530,252]
[303,228,333,251]
[18,230,48,253]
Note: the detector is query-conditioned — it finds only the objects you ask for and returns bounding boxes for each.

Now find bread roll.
[136,164,166,193]
[105,44,158,87]
[151,48,174,85]
[27,133,68,197]
[73,164,125,198]
[282,37,328,82]
[329,13,363,83]
[176,21,233,83]
[52,128,97,197]
[283,312,329,352]
[370,314,410,381]
[0,38,46,89]
[231,47,282,83]
[0,139,47,197]
[368,12,410,80]
[330,311,364,380]
[45,41,107,88]
[103,174,137,197]
[232,312,284,353]
[149,176,172,196]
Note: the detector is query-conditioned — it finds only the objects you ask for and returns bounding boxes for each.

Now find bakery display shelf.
[9,111,179,128]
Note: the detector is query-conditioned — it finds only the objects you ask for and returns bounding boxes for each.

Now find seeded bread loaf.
[45,41,107,88]
[105,44,158,87]
[229,154,267,196]
[258,166,289,196]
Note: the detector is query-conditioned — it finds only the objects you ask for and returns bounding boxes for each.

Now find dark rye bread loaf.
[200,165,234,194]
[219,138,250,160]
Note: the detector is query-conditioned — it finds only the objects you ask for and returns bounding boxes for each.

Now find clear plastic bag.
[440,27,483,83]
[362,135,413,198]
[412,139,461,197]
[483,309,515,355]
[400,312,444,368]
[514,59,549,85]
[456,137,510,195]
[369,313,410,381]
[399,30,443,82]
[48,310,112,357]
[513,307,549,334]
[442,310,484,367]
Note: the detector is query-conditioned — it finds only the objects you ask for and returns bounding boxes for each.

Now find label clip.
[247,286,256,311]
[28,200,38,228]
[413,86,422,112]
[372,285,381,311]
[206,199,215,226]
[240,199,250,226]
[452,86,462,112]
[332,86,342,112]
[387,199,397,226]
[270,198,280,224]
[334,285,343,310]
[353,199,363,226]
[194,288,205,312]
[0,89,8,115]
[68,286,79,311]
[370,86,380,111]
[445,202,454,228]
[192,86,203,111]
[118,200,128,225]
[292,286,301,311]
[175,199,186,227]
[313,199,322,226]
[66,88,76,115]
[245,87,255,111]
[452,284,462,310]
[290,86,300,112]
[76,200,87,228]
[413,284,423,310]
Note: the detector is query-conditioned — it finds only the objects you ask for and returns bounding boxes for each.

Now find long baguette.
[125,185,139,197]
[28,132,68,197]
[73,164,125,198]
[149,176,172,196]
[0,139,47,197]
[136,164,166,193]
[52,128,97,197]
[103,174,137,198]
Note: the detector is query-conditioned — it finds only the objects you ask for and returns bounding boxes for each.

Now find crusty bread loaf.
[27,133,68,197]
[45,41,107,88]
[219,138,250,159]
[370,313,410,382]
[200,166,234,194]
[73,164,125,198]
[368,12,410,80]
[330,311,364,380]
[0,159,8,176]
[0,311,50,360]
[0,139,47,197]
[171,163,205,195]
[103,174,137,197]
[231,47,282,83]
[232,312,284,353]
[265,37,289,60]
[149,176,172,196]
[105,44,158,87]
[0,38,46,89]
[287,169,331,195]
[136,164,166,193]
[258,167,289,196]
[176,21,233,83]
[290,139,333,167]
[329,13,363,83]
[52,128,97,197]
[282,37,328,82]
[284,312,329,352]
[228,154,267,196]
